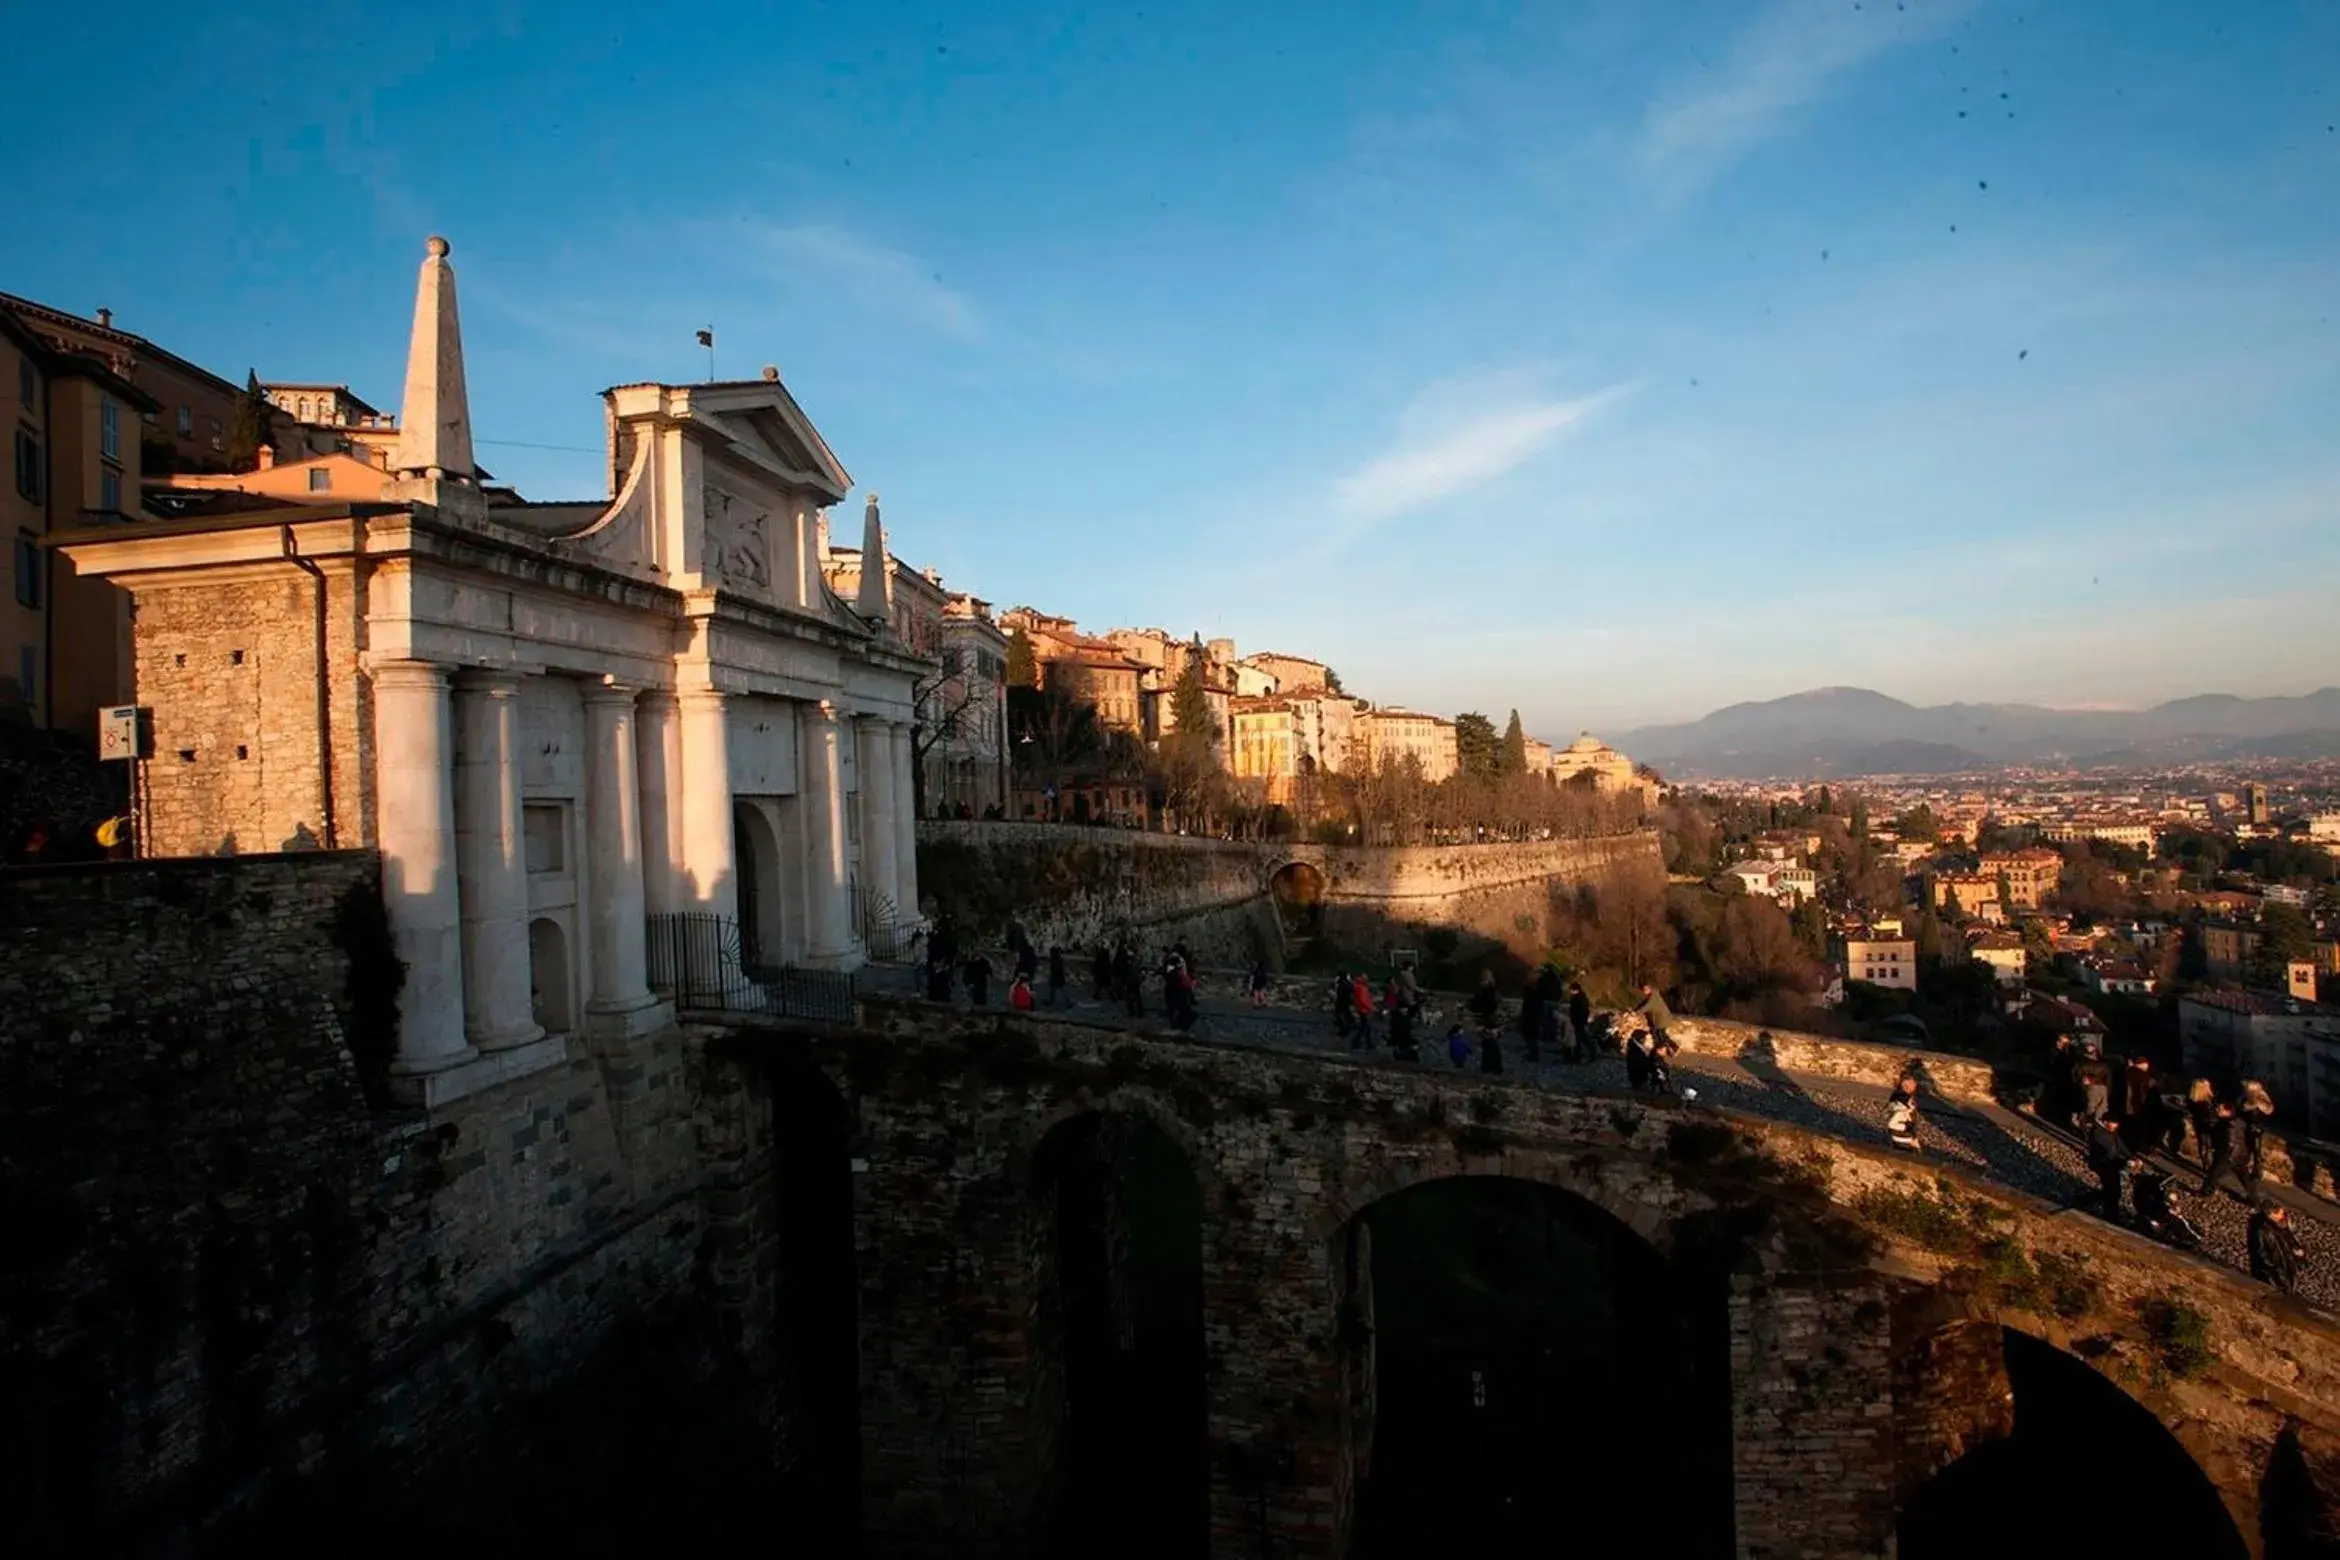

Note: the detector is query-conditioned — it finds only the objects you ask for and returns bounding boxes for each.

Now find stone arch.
[1892,1298,2254,1557]
[1309,1140,1694,1260]
[732,800,785,968]
[1327,1162,1736,1556]
[527,915,572,1034]
[1266,858,1327,943]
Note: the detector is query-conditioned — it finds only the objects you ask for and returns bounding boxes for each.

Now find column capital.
[368,656,453,690]
[453,665,525,695]
[807,698,841,725]
[581,680,643,709]
[637,687,682,711]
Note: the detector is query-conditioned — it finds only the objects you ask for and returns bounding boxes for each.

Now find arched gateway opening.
[1897,1326,2246,1559]
[1341,1177,1735,1557]
[1032,1110,1207,1559]
[1268,861,1326,953]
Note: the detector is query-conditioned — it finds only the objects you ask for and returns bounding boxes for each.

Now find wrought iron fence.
[851,883,921,965]
[645,912,858,1022]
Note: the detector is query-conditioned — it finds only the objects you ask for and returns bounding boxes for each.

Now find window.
[100,468,120,514]
[99,399,119,460]
[307,467,331,493]
[12,428,38,502]
[13,532,39,608]
[17,356,34,413]
[177,405,191,436]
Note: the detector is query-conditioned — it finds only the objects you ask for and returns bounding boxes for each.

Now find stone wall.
[125,563,374,859]
[0,853,756,1556]
[912,822,1663,975]
[916,821,1284,969]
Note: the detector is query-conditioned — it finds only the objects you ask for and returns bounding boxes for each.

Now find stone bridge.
[700,999,2340,1559]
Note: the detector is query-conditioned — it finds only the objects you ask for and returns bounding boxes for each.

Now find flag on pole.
[695,329,714,348]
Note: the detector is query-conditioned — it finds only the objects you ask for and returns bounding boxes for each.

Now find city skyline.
[7,0,2336,734]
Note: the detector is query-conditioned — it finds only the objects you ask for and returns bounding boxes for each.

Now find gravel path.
[867,967,2334,1307]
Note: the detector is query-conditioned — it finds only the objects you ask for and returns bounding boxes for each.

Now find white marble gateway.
[61,237,932,1107]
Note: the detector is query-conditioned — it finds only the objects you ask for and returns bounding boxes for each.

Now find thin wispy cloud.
[740,221,983,343]
[1335,373,1634,525]
[1639,0,1969,200]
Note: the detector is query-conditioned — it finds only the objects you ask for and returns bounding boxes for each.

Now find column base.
[472,1020,548,1054]
[387,1034,568,1109]
[388,1042,479,1080]
[585,993,675,1043]
[799,944,867,974]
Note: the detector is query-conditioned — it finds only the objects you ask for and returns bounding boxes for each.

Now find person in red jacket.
[1008,972,1036,1012]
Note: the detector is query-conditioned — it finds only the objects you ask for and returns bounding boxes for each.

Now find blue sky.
[10,0,2337,736]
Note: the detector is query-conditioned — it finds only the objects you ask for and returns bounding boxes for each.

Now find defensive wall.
[0,853,744,1555]
[6,849,2338,1557]
[913,820,1664,973]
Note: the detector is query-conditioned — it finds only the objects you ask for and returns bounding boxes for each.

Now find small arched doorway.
[1897,1326,2246,1558]
[1339,1176,1734,1558]
[733,801,786,970]
[1033,1110,1207,1559]
[528,916,572,1034]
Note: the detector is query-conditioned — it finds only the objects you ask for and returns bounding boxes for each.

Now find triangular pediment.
[688,384,853,502]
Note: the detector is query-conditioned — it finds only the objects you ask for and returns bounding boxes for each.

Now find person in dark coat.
[1091,942,1112,1000]
[2249,1202,2305,1294]
[2238,1080,2277,1180]
[2119,1056,2156,1151]
[1519,972,1551,1067]
[2085,1117,2131,1221]
[1114,943,1141,1016]
[1046,946,1069,1009]
[963,950,992,1007]
[1568,982,1594,1064]
[2199,1102,2253,1200]
[1332,972,1356,1039]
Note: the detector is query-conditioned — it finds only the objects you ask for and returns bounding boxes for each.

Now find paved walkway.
[867,964,2332,1308]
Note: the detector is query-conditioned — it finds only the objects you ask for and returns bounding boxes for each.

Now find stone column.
[636,690,685,917]
[891,721,921,918]
[372,659,475,1082]
[677,689,738,922]
[801,699,855,966]
[1728,1273,1900,1558]
[583,683,661,1035]
[453,669,542,1051]
[856,716,899,926]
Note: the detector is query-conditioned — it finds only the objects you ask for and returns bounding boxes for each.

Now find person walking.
[1568,982,1594,1065]
[2239,1080,2277,1181]
[2199,1102,2253,1201]
[1350,971,1377,1051]
[1115,943,1142,1017]
[963,950,992,1008]
[2120,1055,2156,1152]
[2085,1117,2131,1222]
[2185,1079,2219,1166]
[1008,972,1036,1012]
[1091,942,1112,1001]
[1446,1022,1473,1069]
[2249,1202,2306,1294]
[1332,971,1357,1040]
[1046,946,1069,1009]
[1520,970,1553,1068]
[1386,976,1418,1061]
[1634,982,1675,1054]
[1249,959,1271,1007]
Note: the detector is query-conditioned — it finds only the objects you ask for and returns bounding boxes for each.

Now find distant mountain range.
[1612,686,2340,779]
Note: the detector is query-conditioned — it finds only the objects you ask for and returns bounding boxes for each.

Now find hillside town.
[1656,767,2340,1144]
